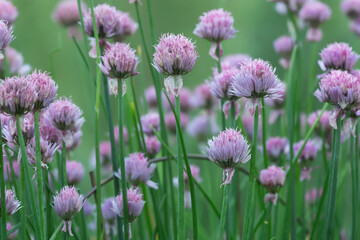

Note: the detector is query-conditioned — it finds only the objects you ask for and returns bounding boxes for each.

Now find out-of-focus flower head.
[0,188,21,216]
[266,137,287,162]
[27,137,58,168]
[3,113,34,146]
[0,0,18,25]
[273,35,295,69]
[66,160,85,185]
[144,135,161,158]
[186,113,219,141]
[112,188,145,222]
[0,20,13,60]
[260,165,286,204]
[141,112,160,136]
[53,0,86,27]
[165,112,189,134]
[341,0,360,20]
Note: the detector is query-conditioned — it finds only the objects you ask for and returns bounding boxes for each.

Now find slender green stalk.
[323,115,341,239]
[19,145,26,239]
[263,203,272,240]
[261,98,268,168]
[217,184,230,239]
[242,105,259,240]
[34,110,45,240]
[49,222,64,240]
[44,169,53,239]
[350,131,358,240]
[61,140,67,186]
[89,0,104,238]
[118,79,130,240]
[0,115,6,240]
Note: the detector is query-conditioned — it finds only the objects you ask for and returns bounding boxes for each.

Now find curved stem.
[263,203,272,240]
[350,132,358,240]
[61,140,67,186]
[118,79,129,240]
[261,98,268,168]
[217,184,230,239]
[0,114,6,240]
[242,106,259,240]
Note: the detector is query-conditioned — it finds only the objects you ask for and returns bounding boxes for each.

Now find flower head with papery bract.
[27,138,58,168]
[203,128,250,185]
[0,188,21,216]
[28,70,58,110]
[260,165,285,192]
[66,161,84,185]
[273,35,295,69]
[112,188,145,222]
[0,47,26,74]
[3,113,34,146]
[83,4,122,38]
[0,75,36,115]
[341,0,360,19]
[210,68,238,100]
[113,11,138,42]
[315,70,360,129]
[0,0,18,25]
[100,42,139,80]
[53,186,83,236]
[0,20,13,59]
[44,98,85,133]
[266,137,287,162]
[141,112,160,136]
[319,42,359,72]
[53,0,85,27]
[153,33,198,96]
[231,59,284,115]
[122,152,157,189]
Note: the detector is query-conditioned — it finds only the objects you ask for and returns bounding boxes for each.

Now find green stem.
[261,98,268,168]
[242,105,259,240]
[350,123,358,240]
[118,79,129,240]
[34,110,45,240]
[62,140,67,186]
[323,115,341,239]
[44,169,53,239]
[49,222,63,240]
[0,114,6,240]
[263,203,272,240]
[217,184,230,240]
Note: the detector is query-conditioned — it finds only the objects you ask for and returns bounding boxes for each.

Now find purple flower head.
[0,188,21,216]
[0,0,18,25]
[141,112,160,136]
[113,11,138,42]
[165,112,189,134]
[28,70,58,110]
[153,33,198,96]
[210,68,239,100]
[66,160,85,185]
[0,20,13,58]
[299,2,331,42]
[97,141,112,172]
[341,0,360,19]
[231,59,284,115]
[319,42,359,72]
[44,98,85,132]
[260,165,286,192]
[6,222,18,240]
[99,42,139,83]
[0,75,37,115]
[266,137,287,161]
[102,197,116,222]
[186,113,219,141]
[121,152,158,189]
[273,35,295,69]
[315,70,360,128]
[350,18,360,36]
[53,0,86,27]
[112,188,145,222]
[0,47,26,75]
[3,113,34,146]
[166,88,193,113]
[203,128,250,185]
[293,140,319,164]
[114,125,128,145]
[145,135,161,158]
[83,201,95,217]
[221,54,251,70]
[27,138,58,168]
[53,186,83,236]
[83,4,122,38]
[145,86,158,109]
[40,119,62,146]
[191,83,216,110]
[194,9,236,60]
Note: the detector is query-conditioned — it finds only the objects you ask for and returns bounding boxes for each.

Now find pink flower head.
[83,4,122,38]
[27,138,59,168]
[266,137,287,161]
[6,222,18,239]
[186,113,219,140]
[260,165,286,191]
[145,86,158,109]
[114,125,128,145]
[305,188,322,205]
[0,75,36,115]
[102,197,117,222]
[44,98,85,132]
[100,42,139,81]
[0,20,13,59]
[28,70,58,110]
[112,188,145,222]
[299,2,331,42]
[66,160,85,185]
[53,186,83,236]
[3,113,34,146]
[53,0,86,27]
[113,11,138,42]
[40,120,62,146]
[153,33,198,96]
[83,201,95,217]
[121,152,157,189]
[204,128,250,185]
[141,112,160,136]
[0,0,18,25]
[0,47,25,74]
[166,88,193,113]
[221,54,251,70]
[145,135,161,158]
[210,68,239,100]
[315,70,360,129]
[231,59,284,115]
[319,42,359,72]
[165,112,189,134]
[0,188,21,216]
[350,18,360,36]
[273,35,295,69]
[307,110,332,136]
[293,140,318,164]
[184,165,202,184]
[191,83,215,109]
[98,141,112,170]
[341,0,360,19]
